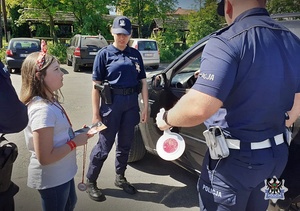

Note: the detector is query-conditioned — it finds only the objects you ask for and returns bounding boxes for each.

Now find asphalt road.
[8,64,200,211]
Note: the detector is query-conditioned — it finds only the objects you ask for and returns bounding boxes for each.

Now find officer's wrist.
[163,110,173,127]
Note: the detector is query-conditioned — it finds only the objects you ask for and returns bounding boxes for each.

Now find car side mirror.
[151,73,165,90]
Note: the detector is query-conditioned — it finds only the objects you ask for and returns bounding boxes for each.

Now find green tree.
[16,0,66,43]
[267,0,300,14]
[8,5,31,38]
[62,0,111,36]
[7,0,111,40]
[155,24,186,62]
[116,0,178,37]
[186,0,225,46]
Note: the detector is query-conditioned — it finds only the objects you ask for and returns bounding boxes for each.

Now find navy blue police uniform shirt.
[92,44,146,88]
[192,8,300,142]
[0,61,28,133]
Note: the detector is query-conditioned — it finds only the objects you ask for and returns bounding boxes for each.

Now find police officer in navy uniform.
[86,16,148,201]
[1,61,28,211]
[156,0,300,210]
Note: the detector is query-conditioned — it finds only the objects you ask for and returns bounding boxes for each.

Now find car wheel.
[72,58,79,72]
[128,125,146,163]
[151,65,159,70]
[66,57,72,66]
[7,67,12,73]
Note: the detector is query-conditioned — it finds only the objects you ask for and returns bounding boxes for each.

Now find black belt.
[112,86,138,95]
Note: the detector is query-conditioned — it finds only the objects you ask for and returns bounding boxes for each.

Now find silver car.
[129,38,160,70]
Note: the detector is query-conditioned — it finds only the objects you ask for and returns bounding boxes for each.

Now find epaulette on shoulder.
[99,46,108,52]
[96,46,109,56]
[214,25,231,36]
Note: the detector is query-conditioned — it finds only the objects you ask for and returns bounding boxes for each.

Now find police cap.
[217,0,225,16]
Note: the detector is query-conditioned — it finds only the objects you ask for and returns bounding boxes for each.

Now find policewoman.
[86,16,148,202]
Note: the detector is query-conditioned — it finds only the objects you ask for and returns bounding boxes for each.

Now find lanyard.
[52,100,89,191]
[52,101,72,127]
[52,100,88,191]
[77,144,88,191]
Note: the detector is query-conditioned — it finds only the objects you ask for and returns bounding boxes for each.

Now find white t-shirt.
[24,97,77,189]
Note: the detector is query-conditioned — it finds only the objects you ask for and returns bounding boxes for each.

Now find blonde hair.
[20,52,62,104]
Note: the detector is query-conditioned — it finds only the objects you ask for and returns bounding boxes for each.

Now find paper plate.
[156,129,186,161]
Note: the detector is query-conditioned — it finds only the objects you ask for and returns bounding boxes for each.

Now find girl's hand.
[87,132,95,139]
[73,133,89,147]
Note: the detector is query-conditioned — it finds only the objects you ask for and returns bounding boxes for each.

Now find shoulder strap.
[0,134,7,144]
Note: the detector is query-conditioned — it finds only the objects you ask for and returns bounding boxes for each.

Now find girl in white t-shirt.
[20,41,93,211]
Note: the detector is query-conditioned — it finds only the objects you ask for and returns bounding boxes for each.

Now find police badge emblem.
[135,62,141,73]
[261,176,288,203]
[119,19,126,26]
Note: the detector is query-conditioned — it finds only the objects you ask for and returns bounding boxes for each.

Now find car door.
[167,48,208,174]
[145,37,209,174]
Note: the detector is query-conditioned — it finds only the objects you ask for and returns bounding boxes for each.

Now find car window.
[81,37,106,48]
[12,41,40,50]
[138,41,157,51]
[70,37,75,46]
[73,36,79,46]
[170,53,202,89]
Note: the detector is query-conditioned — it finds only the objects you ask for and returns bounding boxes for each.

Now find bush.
[152,27,188,63]
[159,46,187,63]
[48,43,67,64]
[0,48,6,64]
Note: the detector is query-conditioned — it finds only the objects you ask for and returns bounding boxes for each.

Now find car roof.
[271,12,300,19]
[80,35,99,37]
[9,38,40,42]
[130,38,157,42]
[75,34,104,38]
[273,14,300,38]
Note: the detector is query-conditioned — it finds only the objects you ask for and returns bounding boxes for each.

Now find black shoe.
[114,174,137,195]
[86,179,106,202]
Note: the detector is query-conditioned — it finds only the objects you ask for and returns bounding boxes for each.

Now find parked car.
[128,14,300,176]
[128,35,209,174]
[5,38,41,73]
[271,13,300,37]
[66,34,108,72]
[129,38,160,70]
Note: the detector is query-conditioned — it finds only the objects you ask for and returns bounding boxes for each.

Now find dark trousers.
[279,135,300,199]
[0,182,19,211]
[86,94,140,182]
[198,140,288,211]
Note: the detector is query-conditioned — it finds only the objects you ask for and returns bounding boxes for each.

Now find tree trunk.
[49,16,58,43]
[1,0,8,42]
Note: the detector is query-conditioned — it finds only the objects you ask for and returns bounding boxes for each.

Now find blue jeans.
[38,179,77,211]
